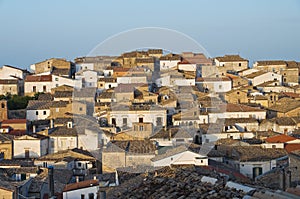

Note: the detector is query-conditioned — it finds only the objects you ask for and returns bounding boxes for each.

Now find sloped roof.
[27,100,52,110]
[25,75,52,82]
[232,146,287,161]
[151,145,205,162]
[265,134,296,143]
[37,148,95,161]
[215,55,248,62]
[63,179,99,192]
[103,140,156,154]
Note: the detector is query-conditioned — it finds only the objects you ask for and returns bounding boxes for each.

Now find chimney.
[76,176,79,183]
[279,169,286,191]
[93,175,97,180]
[50,119,54,129]
[48,166,54,197]
[32,125,36,133]
[168,128,172,140]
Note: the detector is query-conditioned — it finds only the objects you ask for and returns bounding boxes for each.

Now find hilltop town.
[1,50,300,198]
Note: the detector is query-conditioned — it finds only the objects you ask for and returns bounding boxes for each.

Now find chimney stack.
[76,176,79,183]
[48,166,54,197]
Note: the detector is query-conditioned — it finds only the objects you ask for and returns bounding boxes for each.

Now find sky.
[0,0,299,69]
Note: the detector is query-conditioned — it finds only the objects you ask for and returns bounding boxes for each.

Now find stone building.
[0,100,8,122]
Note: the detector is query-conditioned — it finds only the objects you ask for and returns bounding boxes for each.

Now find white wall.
[178,63,197,71]
[152,151,208,167]
[196,80,232,93]
[25,81,54,94]
[78,129,100,151]
[76,63,94,72]
[14,138,48,158]
[63,186,98,199]
[202,132,254,144]
[117,76,147,84]
[50,136,78,153]
[0,65,25,79]
[160,60,180,70]
[208,111,266,123]
[75,70,98,88]
[250,72,282,86]
[27,109,50,121]
[239,160,276,179]
[110,110,166,128]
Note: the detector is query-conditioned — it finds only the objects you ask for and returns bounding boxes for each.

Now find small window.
[43,85,47,92]
[139,125,144,131]
[79,107,83,111]
[1,103,5,109]
[36,111,38,115]
[55,77,59,81]
[239,63,242,66]
[81,194,85,199]
[123,118,127,126]
[33,86,36,92]
[237,92,240,94]
[43,111,46,115]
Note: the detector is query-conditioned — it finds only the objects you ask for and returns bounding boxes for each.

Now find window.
[56,108,59,112]
[139,118,143,123]
[123,118,127,126]
[25,150,29,158]
[219,85,222,89]
[78,162,82,167]
[81,194,85,199]
[43,111,46,115]
[36,111,39,115]
[239,63,242,66]
[88,193,94,199]
[79,107,83,111]
[237,92,240,94]
[139,125,144,131]
[33,86,36,92]
[1,103,5,109]
[43,85,46,92]
[156,117,162,126]
[55,77,59,81]
[272,145,276,148]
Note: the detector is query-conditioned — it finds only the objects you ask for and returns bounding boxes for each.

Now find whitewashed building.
[151,145,208,167]
[13,134,49,158]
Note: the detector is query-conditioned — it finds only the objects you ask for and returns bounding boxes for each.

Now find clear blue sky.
[0,0,299,69]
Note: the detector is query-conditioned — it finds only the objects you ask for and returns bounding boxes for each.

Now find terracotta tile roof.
[285,144,300,153]
[1,119,27,124]
[63,179,99,192]
[281,92,300,99]
[215,55,248,62]
[160,53,181,61]
[265,134,296,143]
[0,79,18,84]
[25,74,52,82]
[256,60,286,66]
